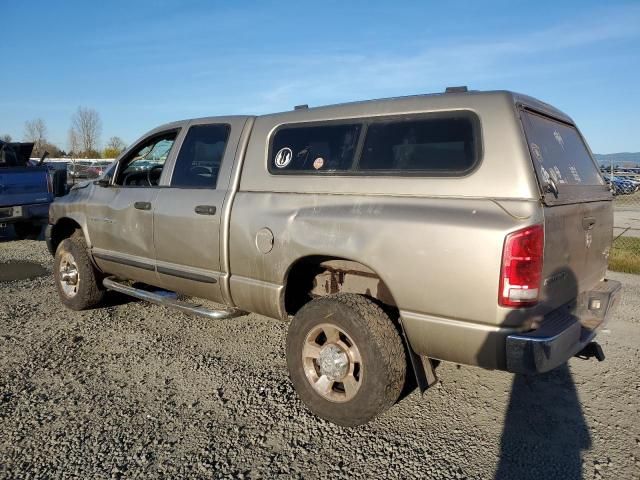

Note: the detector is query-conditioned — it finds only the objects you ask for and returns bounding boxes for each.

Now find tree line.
[1,107,127,159]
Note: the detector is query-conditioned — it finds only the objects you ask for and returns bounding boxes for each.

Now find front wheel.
[286,294,407,426]
[54,232,105,310]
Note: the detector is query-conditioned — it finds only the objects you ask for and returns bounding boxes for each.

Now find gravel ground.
[0,227,639,479]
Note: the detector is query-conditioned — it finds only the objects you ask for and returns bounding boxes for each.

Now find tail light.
[499,224,544,307]
[47,172,53,194]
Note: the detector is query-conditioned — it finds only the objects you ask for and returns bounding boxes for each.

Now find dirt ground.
[0,229,639,479]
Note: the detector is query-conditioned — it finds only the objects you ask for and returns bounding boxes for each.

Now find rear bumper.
[0,203,50,224]
[506,279,622,374]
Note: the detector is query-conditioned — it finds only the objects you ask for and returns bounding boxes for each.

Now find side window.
[171,124,230,188]
[269,124,361,173]
[358,115,478,174]
[114,131,177,186]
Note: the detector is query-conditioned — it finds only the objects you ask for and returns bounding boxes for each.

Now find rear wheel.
[54,232,105,310]
[13,222,42,240]
[286,294,406,426]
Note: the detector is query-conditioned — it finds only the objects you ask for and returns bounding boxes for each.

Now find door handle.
[134,201,152,211]
[582,216,596,230]
[195,205,217,215]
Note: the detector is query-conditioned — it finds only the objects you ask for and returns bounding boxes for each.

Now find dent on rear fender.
[280,198,451,292]
[283,203,378,268]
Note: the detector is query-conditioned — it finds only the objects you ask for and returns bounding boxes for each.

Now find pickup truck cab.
[47,89,621,426]
[0,141,57,239]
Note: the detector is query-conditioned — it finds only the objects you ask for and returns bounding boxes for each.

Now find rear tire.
[54,232,105,310]
[286,294,406,426]
[13,222,42,240]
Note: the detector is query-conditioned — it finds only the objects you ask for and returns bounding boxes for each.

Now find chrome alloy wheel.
[59,252,80,297]
[302,323,362,402]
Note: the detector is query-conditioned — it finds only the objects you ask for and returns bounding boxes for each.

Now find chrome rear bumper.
[506,279,622,374]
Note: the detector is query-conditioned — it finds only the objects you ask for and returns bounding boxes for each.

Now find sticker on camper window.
[553,166,566,184]
[569,166,582,183]
[541,166,551,183]
[313,157,324,170]
[553,130,565,150]
[531,143,543,163]
[274,147,293,168]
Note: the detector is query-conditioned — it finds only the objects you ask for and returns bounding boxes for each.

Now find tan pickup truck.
[46,88,621,426]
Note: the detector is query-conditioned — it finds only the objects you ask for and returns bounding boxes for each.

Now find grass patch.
[609,235,640,274]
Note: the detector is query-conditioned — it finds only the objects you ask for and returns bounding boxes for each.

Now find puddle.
[0,261,48,282]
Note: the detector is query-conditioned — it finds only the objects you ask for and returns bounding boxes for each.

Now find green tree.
[83,149,101,159]
[103,148,120,158]
[103,136,127,158]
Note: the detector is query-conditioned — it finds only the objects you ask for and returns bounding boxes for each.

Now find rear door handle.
[195,205,217,215]
[582,216,596,230]
[134,201,152,211]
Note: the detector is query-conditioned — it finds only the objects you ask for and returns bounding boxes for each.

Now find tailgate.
[520,108,613,309]
[541,201,612,309]
[0,167,52,207]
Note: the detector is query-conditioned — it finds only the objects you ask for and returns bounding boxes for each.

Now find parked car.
[46,89,621,426]
[602,174,639,195]
[0,141,65,239]
[85,161,114,179]
[67,160,93,179]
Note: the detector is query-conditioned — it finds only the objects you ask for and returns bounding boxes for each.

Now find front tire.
[286,294,406,426]
[54,232,105,310]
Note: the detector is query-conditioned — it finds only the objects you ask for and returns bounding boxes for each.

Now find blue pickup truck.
[0,140,66,239]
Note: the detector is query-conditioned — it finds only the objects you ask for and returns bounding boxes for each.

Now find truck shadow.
[0,225,45,242]
[493,268,591,480]
[494,364,590,480]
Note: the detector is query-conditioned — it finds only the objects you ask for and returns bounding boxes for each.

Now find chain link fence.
[607,167,640,274]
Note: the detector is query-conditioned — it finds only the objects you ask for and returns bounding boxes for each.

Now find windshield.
[123,138,173,175]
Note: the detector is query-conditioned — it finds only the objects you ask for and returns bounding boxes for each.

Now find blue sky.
[1,0,639,153]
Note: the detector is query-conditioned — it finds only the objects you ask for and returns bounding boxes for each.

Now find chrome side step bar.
[103,277,244,320]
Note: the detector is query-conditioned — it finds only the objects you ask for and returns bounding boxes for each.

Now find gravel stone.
[1,230,639,479]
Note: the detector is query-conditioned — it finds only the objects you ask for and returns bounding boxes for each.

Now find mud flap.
[399,320,438,393]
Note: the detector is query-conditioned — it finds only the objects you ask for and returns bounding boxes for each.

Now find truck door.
[152,119,245,302]
[89,128,182,285]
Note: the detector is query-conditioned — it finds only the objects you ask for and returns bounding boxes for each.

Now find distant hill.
[594,152,640,168]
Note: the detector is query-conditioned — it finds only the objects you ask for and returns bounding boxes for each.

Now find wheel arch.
[282,255,398,317]
[49,217,85,254]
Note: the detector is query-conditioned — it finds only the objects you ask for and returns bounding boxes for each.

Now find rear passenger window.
[359,115,477,173]
[171,124,230,188]
[270,124,361,172]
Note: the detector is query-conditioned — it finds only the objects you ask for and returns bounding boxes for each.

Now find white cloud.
[248,3,640,111]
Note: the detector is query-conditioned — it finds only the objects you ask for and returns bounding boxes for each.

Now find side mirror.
[93,178,110,187]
